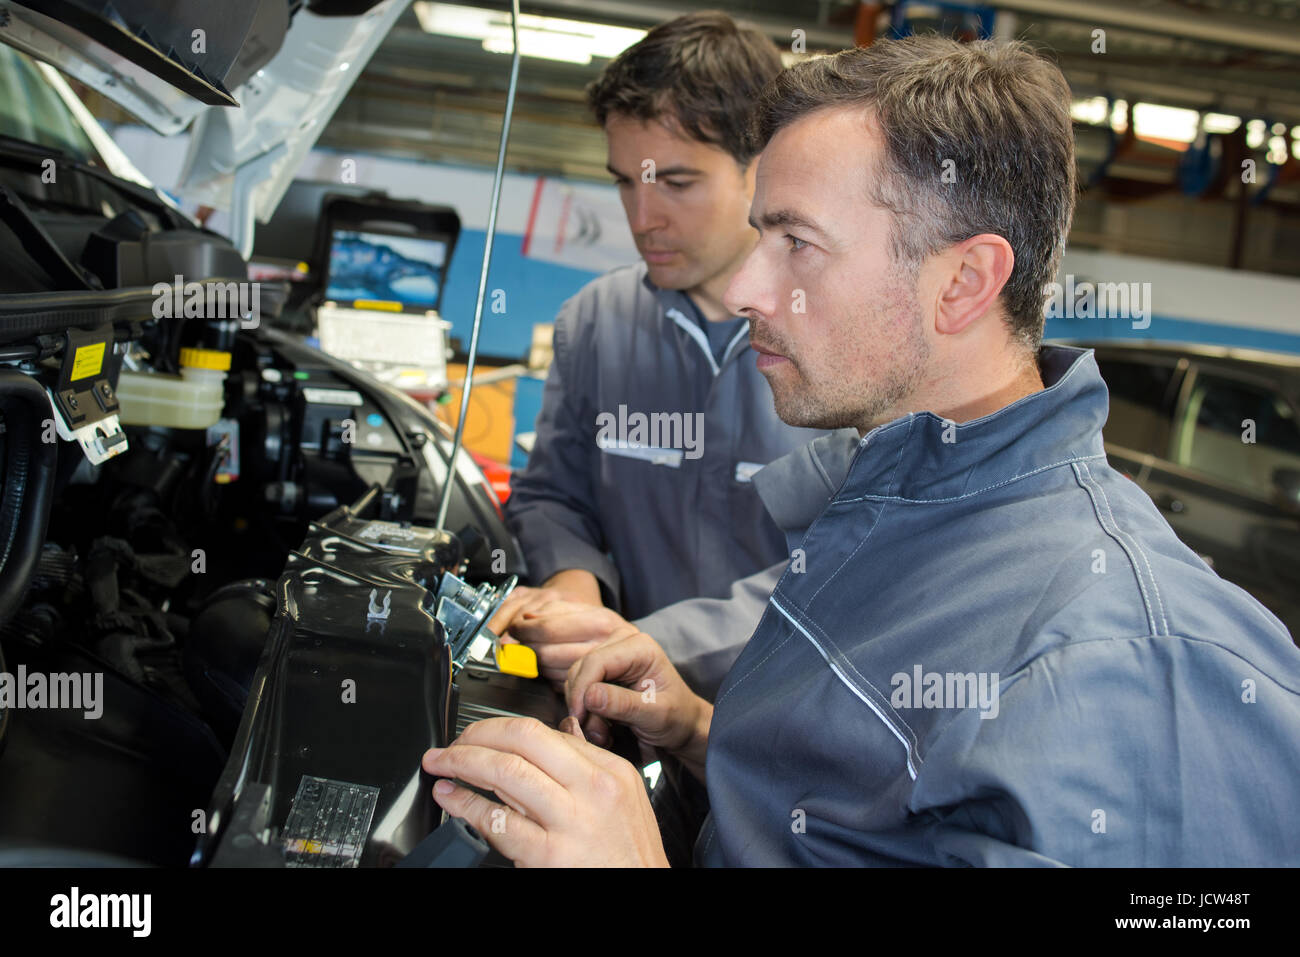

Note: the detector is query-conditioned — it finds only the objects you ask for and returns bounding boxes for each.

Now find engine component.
[435,570,516,670]
[43,324,127,466]
[0,369,59,626]
[281,775,379,868]
[185,579,276,744]
[197,487,524,867]
[116,347,230,430]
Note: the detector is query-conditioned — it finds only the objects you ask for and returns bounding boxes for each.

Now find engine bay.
[0,0,683,871]
[0,315,559,866]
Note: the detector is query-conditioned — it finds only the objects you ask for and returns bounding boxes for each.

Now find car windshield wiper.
[0,132,80,163]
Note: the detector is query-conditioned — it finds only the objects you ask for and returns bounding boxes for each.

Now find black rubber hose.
[0,370,58,628]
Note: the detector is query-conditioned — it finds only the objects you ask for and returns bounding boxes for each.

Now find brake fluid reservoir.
[116,347,230,429]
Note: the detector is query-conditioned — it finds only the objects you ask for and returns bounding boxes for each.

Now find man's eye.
[786,235,808,252]
[664,179,692,190]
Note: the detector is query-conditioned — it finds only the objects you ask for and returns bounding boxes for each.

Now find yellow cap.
[494,641,539,679]
[179,347,232,371]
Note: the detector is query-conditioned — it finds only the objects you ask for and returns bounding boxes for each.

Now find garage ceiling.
[305,1,1300,273]
[66,0,1295,273]
[319,0,1300,177]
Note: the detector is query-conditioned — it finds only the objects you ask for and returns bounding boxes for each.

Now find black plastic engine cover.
[196,496,463,868]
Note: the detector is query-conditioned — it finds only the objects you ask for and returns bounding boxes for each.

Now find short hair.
[753,36,1077,349]
[587,11,784,167]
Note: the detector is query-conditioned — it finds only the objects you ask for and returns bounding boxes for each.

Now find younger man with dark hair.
[496,12,826,699]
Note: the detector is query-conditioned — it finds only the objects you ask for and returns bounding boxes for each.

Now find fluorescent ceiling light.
[1132,102,1199,144]
[1070,96,1109,126]
[1109,98,1129,132]
[414,2,646,65]
[1246,119,1267,148]
[1202,112,1242,134]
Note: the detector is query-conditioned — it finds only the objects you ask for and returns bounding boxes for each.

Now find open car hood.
[175,0,413,257]
[1,0,292,131]
[0,0,411,254]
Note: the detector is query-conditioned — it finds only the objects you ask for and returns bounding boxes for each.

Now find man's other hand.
[488,568,603,644]
[422,716,669,867]
[566,632,712,781]
[503,601,640,685]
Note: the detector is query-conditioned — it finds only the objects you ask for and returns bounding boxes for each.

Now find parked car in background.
[1067,339,1300,641]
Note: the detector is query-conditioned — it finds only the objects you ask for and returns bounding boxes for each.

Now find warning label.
[70,342,106,381]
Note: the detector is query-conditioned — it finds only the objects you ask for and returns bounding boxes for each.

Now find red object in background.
[469,450,513,507]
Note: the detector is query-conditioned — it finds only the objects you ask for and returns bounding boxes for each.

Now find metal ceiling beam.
[992,0,1300,56]
[1058,55,1300,123]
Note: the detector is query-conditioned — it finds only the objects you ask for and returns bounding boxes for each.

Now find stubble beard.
[762,277,931,432]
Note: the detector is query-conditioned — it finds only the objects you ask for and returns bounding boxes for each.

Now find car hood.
[1,0,291,126]
[0,0,411,253]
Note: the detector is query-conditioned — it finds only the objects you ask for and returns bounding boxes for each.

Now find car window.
[1094,356,1177,453]
[0,45,103,166]
[1175,371,1300,498]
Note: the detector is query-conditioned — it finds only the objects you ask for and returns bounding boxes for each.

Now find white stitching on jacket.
[1077,460,1169,636]
[714,630,796,709]
[840,453,1108,505]
[772,597,921,780]
[1071,461,1161,636]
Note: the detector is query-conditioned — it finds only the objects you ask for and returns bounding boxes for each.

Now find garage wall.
[112,125,1300,359]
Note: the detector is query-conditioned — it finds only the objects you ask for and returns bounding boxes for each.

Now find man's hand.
[504,601,640,684]
[422,716,669,867]
[488,568,602,645]
[566,632,712,781]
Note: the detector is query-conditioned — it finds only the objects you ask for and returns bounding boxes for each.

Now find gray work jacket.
[505,261,822,694]
[697,345,1300,866]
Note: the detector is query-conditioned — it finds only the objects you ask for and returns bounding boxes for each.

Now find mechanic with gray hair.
[427,36,1300,867]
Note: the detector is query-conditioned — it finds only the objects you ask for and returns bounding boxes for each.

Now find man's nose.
[627,183,667,234]
[723,244,772,319]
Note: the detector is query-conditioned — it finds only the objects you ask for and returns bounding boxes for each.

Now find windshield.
[0,45,104,165]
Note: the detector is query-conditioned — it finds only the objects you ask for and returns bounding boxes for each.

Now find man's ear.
[934,234,1015,336]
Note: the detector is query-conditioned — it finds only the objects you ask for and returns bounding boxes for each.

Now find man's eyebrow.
[606,163,706,179]
[748,208,827,237]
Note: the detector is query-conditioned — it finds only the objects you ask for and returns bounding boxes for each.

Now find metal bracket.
[434,571,516,670]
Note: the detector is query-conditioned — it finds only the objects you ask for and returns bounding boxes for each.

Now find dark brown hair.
[587,11,783,167]
[754,36,1077,349]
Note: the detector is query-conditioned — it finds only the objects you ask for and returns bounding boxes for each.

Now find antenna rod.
[435,0,521,531]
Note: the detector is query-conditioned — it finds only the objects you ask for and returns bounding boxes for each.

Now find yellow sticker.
[70,342,106,381]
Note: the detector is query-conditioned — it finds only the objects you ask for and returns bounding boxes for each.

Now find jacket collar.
[639,261,750,371]
[841,345,1107,501]
[754,346,1107,526]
